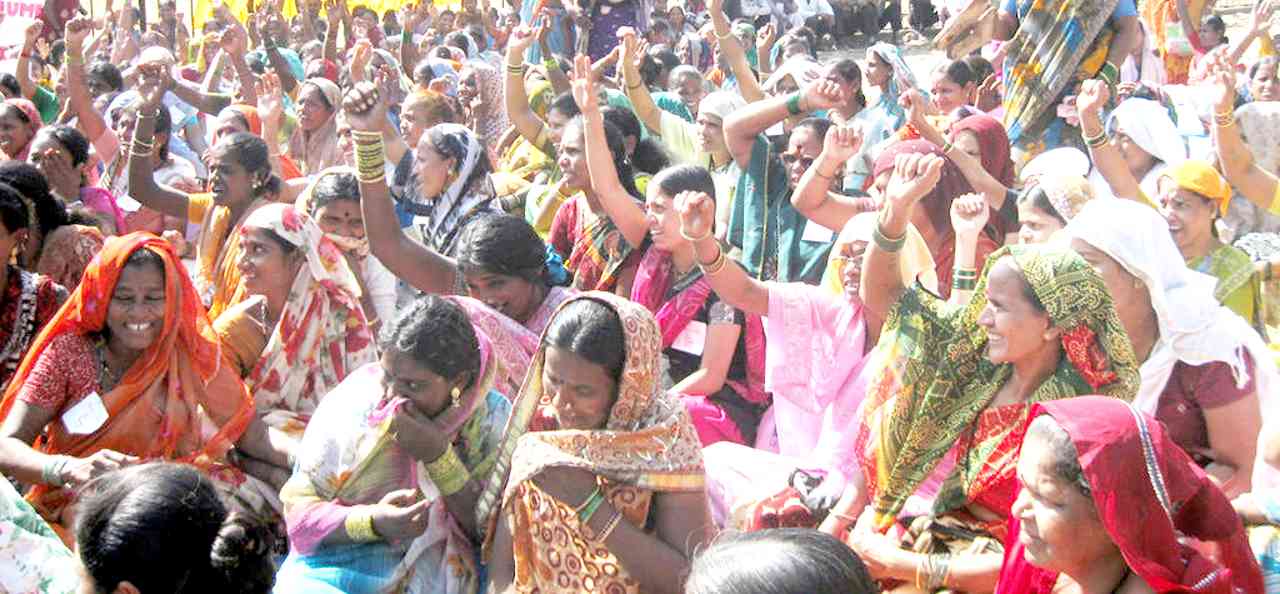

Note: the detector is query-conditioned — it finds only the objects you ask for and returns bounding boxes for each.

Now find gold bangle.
[700,244,729,276]
[425,444,470,497]
[344,509,379,542]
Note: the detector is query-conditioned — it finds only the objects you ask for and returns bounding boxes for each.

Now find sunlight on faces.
[400,98,448,149]
[1108,131,1155,180]
[1012,419,1116,574]
[929,68,968,115]
[107,260,167,354]
[976,259,1053,364]
[212,109,251,144]
[1156,177,1216,254]
[464,269,541,323]
[949,129,983,161]
[314,199,364,239]
[781,126,824,189]
[865,52,892,87]
[1017,201,1065,245]
[545,107,574,148]
[1252,58,1280,102]
[675,76,706,118]
[297,85,334,133]
[695,112,727,155]
[543,346,617,431]
[1069,238,1146,307]
[413,136,458,200]
[556,122,589,191]
[0,105,34,158]
[835,240,867,302]
[380,350,458,419]
[236,227,302,299]
[205,144,257,205]
[645,188,684,251]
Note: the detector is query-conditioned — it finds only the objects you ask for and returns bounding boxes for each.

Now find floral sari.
[0,477,77,594]
[856,245,1140,535]
[477,293,705,593]
[274,334,510,594]
[0,233,256,535]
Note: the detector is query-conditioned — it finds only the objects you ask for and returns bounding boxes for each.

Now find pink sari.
[630,247,767,446]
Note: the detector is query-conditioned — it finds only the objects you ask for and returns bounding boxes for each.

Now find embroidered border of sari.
[565,201,641,292]
[855,245,1140,529]
[0,233,255,526]
[1001,0,1120,146]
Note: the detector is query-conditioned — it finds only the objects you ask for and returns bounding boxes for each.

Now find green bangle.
[577,489,605,524]
[543,57,561,71]
[1098,62,1119,87]
[786,92,804,116]
[872,220,907,253]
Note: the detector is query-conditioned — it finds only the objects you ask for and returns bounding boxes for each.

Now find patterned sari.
[856,245,1140,533]
[274,343,510,594]
[0,477,77,594]
[192,193,272,321]
[550,196,643,293]
[477,293,705,593]
[0,234,256,535]
[1001,0,1120,164]
[1189,243,1265,337]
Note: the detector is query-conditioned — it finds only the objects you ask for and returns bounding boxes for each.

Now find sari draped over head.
[0,233,254,523]
[444,295,539,399]
[1090,98,1187,201]
[1066,199,1280,489]
[240,203,378,435]
[866,43,918,126]
[275,334,511,594]
[287,78,345,176]
[477,293,705,593]
[857,245,1141,530]
[2,98,41,161]
[1226,102,1280,237]
[950,114,1015,188]
[406,124,495,256]
[821,212,937,297]
[1036,173,1096,223]
[462,61,509,162]
[197,192,270,321]
[997,397,1265,594]
[1001,0,1119,151]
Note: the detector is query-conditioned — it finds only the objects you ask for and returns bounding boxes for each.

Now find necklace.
[96,341,124,392]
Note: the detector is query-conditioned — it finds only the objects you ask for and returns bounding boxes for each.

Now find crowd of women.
[1,0,1280,591]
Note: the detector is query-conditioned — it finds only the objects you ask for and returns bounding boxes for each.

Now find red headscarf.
[949,114,1015,188]
[0,233,255,525]
[872,139,974,241]
[997,397,1263,594]
[2,98,42,160]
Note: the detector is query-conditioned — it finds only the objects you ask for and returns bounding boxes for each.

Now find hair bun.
[208,512,276,592]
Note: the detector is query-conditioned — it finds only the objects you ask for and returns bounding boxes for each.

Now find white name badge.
[801,220,836,243]
[62,392,109,435]
[671,321,708,356]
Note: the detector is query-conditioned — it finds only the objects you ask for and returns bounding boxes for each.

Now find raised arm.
[709,0,763,103]
[505,25,550,147]
[723,79,846,169]
[127,75,191,219]
[793,122,876,231]
[64,18,108,143]
[755,23,777,79]
[16,21,43,101]
[861,153,944,320]
[1209,48,1280,209]
[1104,15,1141,73]
[1227,1,1275,66]
[1078,80,1145,203]
[220,24,259,105]
[619,29,661,134]
[947,193,990,305]
[575,56,648,248]
[904,90,1009,210]
[344,81,460,295]
[676,191,769,316]
[400,3,428,79]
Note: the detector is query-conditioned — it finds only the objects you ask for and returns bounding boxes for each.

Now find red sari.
[997,397,1263,594]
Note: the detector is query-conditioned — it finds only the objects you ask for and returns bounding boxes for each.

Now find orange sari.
[0,233,255,530]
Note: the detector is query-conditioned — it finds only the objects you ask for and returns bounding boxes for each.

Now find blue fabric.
[1002,0,1134,18]
[273,542,403,594]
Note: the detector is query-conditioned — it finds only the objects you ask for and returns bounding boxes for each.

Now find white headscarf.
[1090,98,1187,201]
[1066,200,1279,488]
[416,124,494,254]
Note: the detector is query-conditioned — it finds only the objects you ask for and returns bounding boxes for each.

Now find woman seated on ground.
[0,162,104,292]
[453,214,576,335]
[0,465,78,594]
[287,78,345,176]
[1077,81,1187,204]
[686,528,880,594]
[576,65,767,448]
[1016,175,1095,245]
[213,203,377,491]
[76,463,276,594]
[273,296,511,594]
[993,396,1263,594]
[0,234,288,540]
[1066,199,1275,499]
[295,167,397,327]
[484,294,713,594]
[825,152,1140,591]
[27,125,126,235]
[0,181,67,390]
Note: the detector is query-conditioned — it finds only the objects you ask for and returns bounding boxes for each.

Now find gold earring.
[450,386,462,407]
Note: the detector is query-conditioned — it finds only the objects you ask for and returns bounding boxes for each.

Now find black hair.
[213,132,283,199]
[961,55,994,84]
[564,117,642,199]
[351,5,376,20]
[548,91,581,120]
[445,30,473,54]
[110,98,173,161]
[48,40,65,71]
[686,528,880,594]
[1204,15,1228,46]
[832,58,867,109]
[601,106,670,175]
[544,298,627,384]
[793,117,835,144]
[642,48,681,88]
[0,162,67,237]
[85,62,124,93]
[0,74,19,97]
[651,164,716,199]
[35,125,91,167]
[123,244,168,275]
[456,213,558,286]
[310,170,361,211]
[1026,415,1092,498]
[75,463,275,594]
[0,182,29,235]
[381,295,481,388]
[938,59,977,87]
[425,125,493,200]
[1018,186,1067,226]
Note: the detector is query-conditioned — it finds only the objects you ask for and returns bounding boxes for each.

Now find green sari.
[1190,243,1265,336]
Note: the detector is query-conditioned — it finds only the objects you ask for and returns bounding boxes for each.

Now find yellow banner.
[190,0,464,31]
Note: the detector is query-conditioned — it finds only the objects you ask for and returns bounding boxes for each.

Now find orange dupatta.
[0,233,255,523]
[197,195,270,320]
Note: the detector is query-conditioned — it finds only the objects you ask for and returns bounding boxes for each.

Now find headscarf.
[1036,173,1095,222]
[1,98,41,160]
[1020,147,1091,185]
[240,203,378,424]
[996,397,1264,594]
[820,212,937,296]
[872,140,978,245]
[310,58,339,84]
[411,124,494,254]
[867,43,918,116]
[462,61,510,160]
[477,292,705,535]
[950,114,1015,187]
[1065,199,1279,488]
[287,78,344,176]
[1092,98,1187,201]
[223,104,262,136]
[697,91,746,123]
[860,244,1140,528]
[0,233,254,520]
[1162,160,1232,216]
[762,57,823,94]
